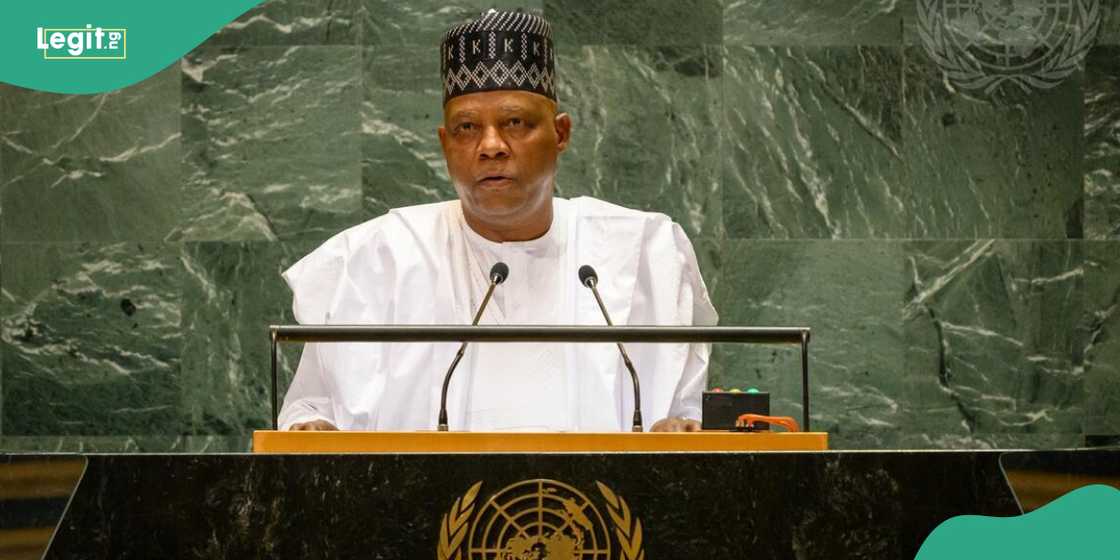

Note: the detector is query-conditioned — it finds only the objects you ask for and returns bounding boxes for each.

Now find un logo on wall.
[916,0,1102,93]
[437,479,645,560]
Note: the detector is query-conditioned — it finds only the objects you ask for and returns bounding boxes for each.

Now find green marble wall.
[1,0,1118,451]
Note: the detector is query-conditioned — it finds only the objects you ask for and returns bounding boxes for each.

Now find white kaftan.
[278,196,717,431]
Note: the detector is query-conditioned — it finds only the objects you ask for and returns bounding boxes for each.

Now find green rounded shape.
[916,485,1120,559]
[2,1,264,94]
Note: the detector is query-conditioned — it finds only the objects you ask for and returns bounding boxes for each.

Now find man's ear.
[437,125,448,154]
[554,112,572,153]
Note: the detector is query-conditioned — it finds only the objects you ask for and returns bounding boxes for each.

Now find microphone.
[578,264,643,432]
[437,261,509,431]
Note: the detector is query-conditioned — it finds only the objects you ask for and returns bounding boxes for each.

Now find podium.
[25,448,1068,558]
[251,430,830,452]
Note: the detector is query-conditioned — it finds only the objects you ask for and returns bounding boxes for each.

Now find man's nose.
[478,125,510,159]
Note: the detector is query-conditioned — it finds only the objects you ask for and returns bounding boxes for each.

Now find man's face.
[438,90,571,230]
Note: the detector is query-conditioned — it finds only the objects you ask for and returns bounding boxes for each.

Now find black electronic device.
[701,389,770,431]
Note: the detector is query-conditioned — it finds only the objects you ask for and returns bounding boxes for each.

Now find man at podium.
[278,9,717,433]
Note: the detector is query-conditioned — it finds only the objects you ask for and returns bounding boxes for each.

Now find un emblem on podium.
[437,479,645,560]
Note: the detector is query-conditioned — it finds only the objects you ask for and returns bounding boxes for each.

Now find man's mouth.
[477,175,514,187]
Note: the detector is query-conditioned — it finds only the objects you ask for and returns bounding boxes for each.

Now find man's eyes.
[453,118,530,133]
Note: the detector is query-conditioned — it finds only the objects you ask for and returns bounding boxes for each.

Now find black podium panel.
[26,450,1043,558]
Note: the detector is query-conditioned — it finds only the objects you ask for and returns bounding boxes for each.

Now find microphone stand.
[583,273,644,433]
[437,264,506,431]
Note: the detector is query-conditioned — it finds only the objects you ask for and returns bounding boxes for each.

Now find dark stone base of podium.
[12,449,1115,558]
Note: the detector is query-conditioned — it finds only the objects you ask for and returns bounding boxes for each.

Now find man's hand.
[650,417,701,432]
[289,419,338,431]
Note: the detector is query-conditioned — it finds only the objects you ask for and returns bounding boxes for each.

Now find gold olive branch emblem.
[596,481,644,560]
[437,479,644,559]
[438,481,481,560]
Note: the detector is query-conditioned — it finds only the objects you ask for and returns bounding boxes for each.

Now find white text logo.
[37,25,127,60]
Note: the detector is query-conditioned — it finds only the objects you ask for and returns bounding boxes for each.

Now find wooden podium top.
[252,430,829,453]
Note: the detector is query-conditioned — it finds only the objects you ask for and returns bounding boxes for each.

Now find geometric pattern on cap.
[444,59,555,98]
[442,9,553,44]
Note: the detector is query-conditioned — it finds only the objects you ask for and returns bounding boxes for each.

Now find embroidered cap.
[440,9,556,105]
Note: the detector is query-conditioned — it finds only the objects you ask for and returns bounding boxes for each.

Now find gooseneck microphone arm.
[437,262,509,431]
[579,265,643,432]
